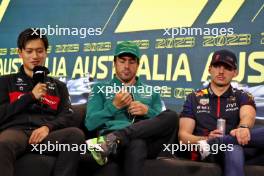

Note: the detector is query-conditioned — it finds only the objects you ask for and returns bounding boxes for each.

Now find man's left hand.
[128,101,148,116]
[29,126,50,144]
[230,127,250,145]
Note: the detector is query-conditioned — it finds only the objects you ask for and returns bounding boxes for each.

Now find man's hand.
[208,129,223,139]
[230,128,250,145]
[29,126,50,144]
[128,101,148,116]
[32,83,47,100]
[113,92,133,109]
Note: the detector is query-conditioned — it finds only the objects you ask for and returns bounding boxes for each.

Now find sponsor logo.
[199,98,209,105]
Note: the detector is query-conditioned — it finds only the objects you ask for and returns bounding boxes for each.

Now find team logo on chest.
[16,77,27,86]
[197,98,210,113]
[199,98,209,105]
[226,96,238,112]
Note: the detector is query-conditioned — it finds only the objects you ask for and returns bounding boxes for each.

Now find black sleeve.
[179,93,196,120]
[0,76,36,125]
[238,90,256,109]
[44,81,74,131]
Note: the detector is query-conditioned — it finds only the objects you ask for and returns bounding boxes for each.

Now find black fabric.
[15,156,264,176]
[180,85,256,136]
[14,104,264,176]
[0,65,74,131]
[1,127,84,176]
[15,154,56,176]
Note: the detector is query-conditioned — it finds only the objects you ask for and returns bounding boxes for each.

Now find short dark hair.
[17,28,49,50]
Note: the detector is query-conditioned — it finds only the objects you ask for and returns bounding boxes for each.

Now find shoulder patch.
[195,89,208,97]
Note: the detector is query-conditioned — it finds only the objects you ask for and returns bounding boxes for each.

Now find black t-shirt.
[180,85,256,136]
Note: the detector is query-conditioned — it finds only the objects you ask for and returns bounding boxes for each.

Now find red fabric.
[42,94,60,110]
[9,91,24,103]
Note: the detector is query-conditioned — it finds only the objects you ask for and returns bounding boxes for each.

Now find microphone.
[33,66,50,85]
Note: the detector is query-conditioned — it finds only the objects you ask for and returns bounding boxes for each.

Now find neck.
[23,66,33,78]
[210,82,230,96]
[116,75,136,86]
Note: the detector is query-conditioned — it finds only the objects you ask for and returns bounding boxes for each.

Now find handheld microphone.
[33,66,50,85]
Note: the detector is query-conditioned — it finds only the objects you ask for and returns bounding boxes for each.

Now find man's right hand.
[32,83,47,100]
[113,92,133,109]
[208,129,223,139]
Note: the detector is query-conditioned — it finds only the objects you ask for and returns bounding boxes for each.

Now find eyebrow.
[118,57,136,62]
[24,47,45,50]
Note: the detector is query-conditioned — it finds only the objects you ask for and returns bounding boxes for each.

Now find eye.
[224,66,233,71]
[25,50,33,54]
[212,64,220,69]
[129,60,136,64]
[119,59,125,63]
[37,49,45,54]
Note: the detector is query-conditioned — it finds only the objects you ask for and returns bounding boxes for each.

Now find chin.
[215,82,229,87]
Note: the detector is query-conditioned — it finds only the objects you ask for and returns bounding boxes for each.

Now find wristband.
[239,124,250,129]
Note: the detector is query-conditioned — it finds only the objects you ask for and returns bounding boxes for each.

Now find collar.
[207,84,233,98]
[19,65,32,79]
[112,75,140,86]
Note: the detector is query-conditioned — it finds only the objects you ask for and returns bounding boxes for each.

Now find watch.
[239,124,250,129]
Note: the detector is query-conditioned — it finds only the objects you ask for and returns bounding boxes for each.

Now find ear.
[208,65,212,74]
[233,69,238,77]
[18,49,22,58]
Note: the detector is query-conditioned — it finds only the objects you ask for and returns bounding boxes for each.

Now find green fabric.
[85,76,162,134]
[114,41,140,59]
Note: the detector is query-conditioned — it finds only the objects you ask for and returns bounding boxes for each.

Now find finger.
[212,131,223,135]
[242,138,248,146]
[42,86,47,91]
[215,134,223,138]
[214,129,223,134]
[35,136,42,144]
[121,93,130,101]
[32,133,40,144]
[130,101,136,107]
[126,99,133,106]
[129,103,139,111]
[131,110,141,115]
[37,134,46,143]
[237,134,242,145]
[230,129,236,136]
[123,96,132,105]
[131,108,142,115]
[29,132,38,144]
[32,131,42,144]
[128,105,134,111]
[40,83,47,87]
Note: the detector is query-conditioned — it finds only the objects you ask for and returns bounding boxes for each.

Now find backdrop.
[0,0,263,118]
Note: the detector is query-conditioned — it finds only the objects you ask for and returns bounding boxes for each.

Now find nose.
[32,51,38,59]
[124,61,129,68]
[218,66,225,73]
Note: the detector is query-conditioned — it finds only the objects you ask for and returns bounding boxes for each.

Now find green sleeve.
[85,83,120,131]
[145,92,162,118]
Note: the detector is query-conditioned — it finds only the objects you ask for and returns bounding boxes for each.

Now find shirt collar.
[112,75,140,86]
[207,84,233,98]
